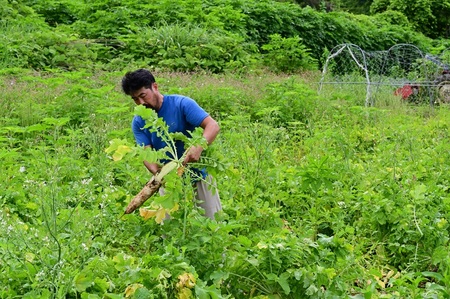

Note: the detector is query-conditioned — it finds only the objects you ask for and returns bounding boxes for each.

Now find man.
[121,69,222,219]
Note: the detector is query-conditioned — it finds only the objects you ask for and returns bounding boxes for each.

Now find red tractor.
[394,54,450,105]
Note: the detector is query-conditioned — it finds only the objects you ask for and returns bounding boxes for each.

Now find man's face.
[130,84,159,110]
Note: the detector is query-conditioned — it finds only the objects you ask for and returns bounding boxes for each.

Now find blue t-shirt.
[132,94,209,177]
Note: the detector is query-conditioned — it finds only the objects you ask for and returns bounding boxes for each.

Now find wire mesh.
[319,44,450,106]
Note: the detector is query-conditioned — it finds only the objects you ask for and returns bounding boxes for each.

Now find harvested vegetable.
[124,161,178,214]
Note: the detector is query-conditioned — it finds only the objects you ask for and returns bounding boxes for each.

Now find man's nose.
[136,98,145,105]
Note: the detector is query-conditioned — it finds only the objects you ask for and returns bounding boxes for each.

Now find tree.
[289,0,374,13]
[370,0,450,38]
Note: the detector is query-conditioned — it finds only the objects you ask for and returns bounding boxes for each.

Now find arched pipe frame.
[319,44,449,106]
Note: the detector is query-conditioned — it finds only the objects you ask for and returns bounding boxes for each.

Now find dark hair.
[121,69,156,95]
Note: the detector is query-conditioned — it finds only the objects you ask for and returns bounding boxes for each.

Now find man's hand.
[183,145,204,165]
[144,161,161,176]
[143,145,162,175]
[182,116,219,166]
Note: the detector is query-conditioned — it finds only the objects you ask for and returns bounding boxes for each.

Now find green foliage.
[2,46,450,299]
[73,5,152,39]
[251,78,318,126]
[120,23,254,73]
[191,85,248,119]
[261,34,318,73]
[242,0,298,45]
[0,0,35,19]
[0,18,105,70]
[372,9,411,28]
[22,0,80,26]
[334,0,374,14]
[0,0,440,72]
[370,0,450,39]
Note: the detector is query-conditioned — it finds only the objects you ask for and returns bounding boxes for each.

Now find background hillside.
[1,0,449,73]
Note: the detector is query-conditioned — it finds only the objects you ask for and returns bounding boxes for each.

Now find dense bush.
[0,0,439,72]
[0,18,106,70]
[118,23,255,73]
[261,34,317,73]
[370,0,450,39]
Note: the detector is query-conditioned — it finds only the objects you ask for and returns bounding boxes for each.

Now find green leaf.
[25,202,39,210]
[237,235,252,247]
[104,294,124,299]
[112,145,132,161]
[135,105,156,120]
[93,277,109,293]
[26,124,48,133]
[105,138,128,154]
[42,117,71,126]
[140,147,166,164]
[278,272,291,295]
[210,271,229,284]
[105,139,133,161]
[422,271,444,282]
[81,293,101,299]
[133,287,152,299]
[265,273,278,281]
[74,272,93,292]
[194,284,222,299]
[410,184,427,200]
[305,284,318,296]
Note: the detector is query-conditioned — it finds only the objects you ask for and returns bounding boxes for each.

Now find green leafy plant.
[2,68,450,298]
[251,78,318,126]
[261,34,318,73]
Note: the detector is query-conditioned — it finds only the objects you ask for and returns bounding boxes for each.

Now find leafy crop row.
[1,69,449,298]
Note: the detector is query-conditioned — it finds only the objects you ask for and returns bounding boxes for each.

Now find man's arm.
[183,116,220,164]
[143,145,162,175]
[201,116,220,145]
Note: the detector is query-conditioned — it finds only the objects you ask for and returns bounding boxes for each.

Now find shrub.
[261,34,317,73]
[119,23,255,73]
[251,78,318,127]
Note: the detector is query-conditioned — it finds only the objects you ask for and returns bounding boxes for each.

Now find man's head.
[122,69,163,110]
[121,69,156,95]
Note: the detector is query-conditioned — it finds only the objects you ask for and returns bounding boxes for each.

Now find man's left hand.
[183,146,204,165]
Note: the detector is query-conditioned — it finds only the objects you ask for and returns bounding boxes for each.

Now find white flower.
[35,270,46,281]
[19,166,26,173]
[81,178,92,185]
[338,201,346,208]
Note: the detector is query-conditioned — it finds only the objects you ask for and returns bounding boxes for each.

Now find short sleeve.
[182,97,208,127]
[132,116,151,147]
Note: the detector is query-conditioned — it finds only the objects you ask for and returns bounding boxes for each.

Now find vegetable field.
[1,69,450,298]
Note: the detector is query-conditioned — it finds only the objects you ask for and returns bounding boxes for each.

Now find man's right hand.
[144,161,161,176]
